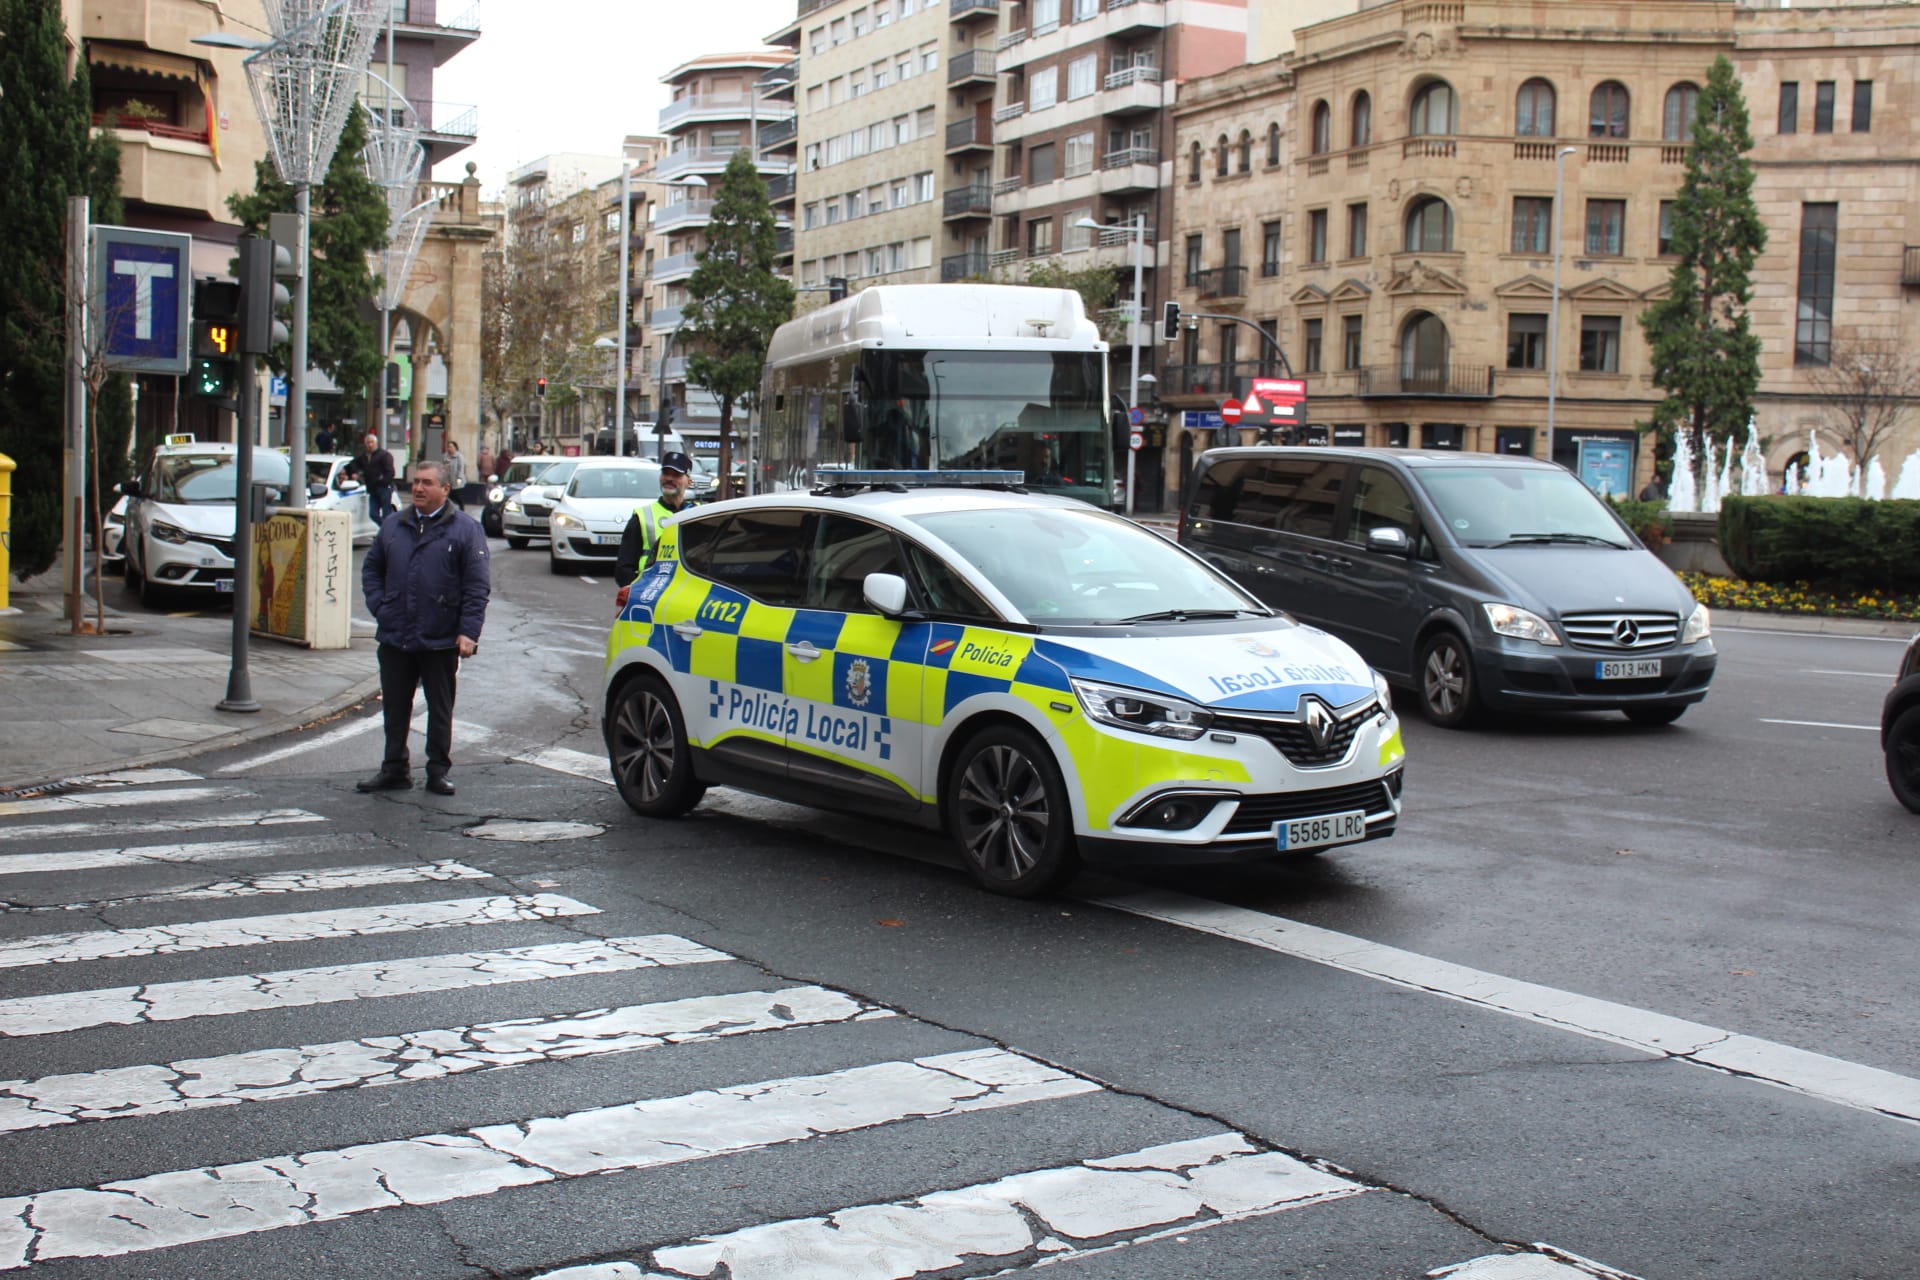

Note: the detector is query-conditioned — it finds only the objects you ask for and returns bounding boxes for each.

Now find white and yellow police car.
[601,473,1406,896]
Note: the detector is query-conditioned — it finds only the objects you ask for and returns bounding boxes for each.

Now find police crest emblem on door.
[846,658,874,709]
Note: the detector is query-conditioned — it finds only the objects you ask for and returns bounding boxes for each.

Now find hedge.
[1718,495,1920,594]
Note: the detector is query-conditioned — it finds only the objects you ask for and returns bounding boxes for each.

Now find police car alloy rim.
[954,744,1053,882]
[613,687,677,803]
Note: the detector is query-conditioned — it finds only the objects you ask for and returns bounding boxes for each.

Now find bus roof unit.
[764,284,1105,367]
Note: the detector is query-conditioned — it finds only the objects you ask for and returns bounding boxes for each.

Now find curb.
[1710,609,1916,640]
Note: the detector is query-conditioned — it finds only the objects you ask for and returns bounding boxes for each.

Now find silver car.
[501,458,577,548]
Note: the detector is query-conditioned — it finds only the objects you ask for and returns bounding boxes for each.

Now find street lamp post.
[1078,213,1145,515]
[1546,145,1578,447]
[596,159,632,458]
[653,174,707,465]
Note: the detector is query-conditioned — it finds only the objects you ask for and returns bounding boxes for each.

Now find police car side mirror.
[308,481,328,499]
[1366,526,1412,557]
[863,572,910,617]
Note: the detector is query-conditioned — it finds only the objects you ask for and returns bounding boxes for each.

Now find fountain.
[1666,422,1920,509]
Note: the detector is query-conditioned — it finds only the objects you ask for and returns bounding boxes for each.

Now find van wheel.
[1886,705,1920,814]
[1624,704,1687,727]
[946,726,1078,897]
[1418,631,1479,728]
[607,673,705,818]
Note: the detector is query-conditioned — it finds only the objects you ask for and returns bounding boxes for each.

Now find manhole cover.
[467,819,604,842]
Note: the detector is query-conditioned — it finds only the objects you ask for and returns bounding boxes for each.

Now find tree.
[0,0,125,579]
[228,103,387,405]
[996,258,1122,345]
[1639,54,1767,510]
[1802,337,1920,495]
[680,150,794,488]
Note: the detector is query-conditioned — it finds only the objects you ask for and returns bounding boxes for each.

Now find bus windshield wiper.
[1111,608,1259,624]
[1492,532,1626,548]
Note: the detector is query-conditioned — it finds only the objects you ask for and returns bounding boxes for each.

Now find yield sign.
[1220,398,1244,424]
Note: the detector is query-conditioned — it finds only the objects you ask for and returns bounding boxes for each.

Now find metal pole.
[220,346,260,712]
[65,197,89,630]
[1546,146,1575,446]
[288,182,311,484]
[1125,212,1142,518]
[615,160,629,458]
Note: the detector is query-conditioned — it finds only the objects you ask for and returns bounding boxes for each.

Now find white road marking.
[533,1133,1364,1280]
[530,646,605,658]
[0,836,355,879]
[22,861,493,912]
[0,1048,1095,1268]
[514,746,612,782]
[47,768,203,787]
[550,621,611,634]
[1809,669,1895,679]
[0,809,323,843]
[578,576,600,585]
[1094,890,1920,1127]
[0,894,598,971]
[0,986,888,1135]
[1758,718,1878,731]
[1435,1250,1647,1280]
[0,933,729,1038]
[0,787,229,818]
[219,710,428,773]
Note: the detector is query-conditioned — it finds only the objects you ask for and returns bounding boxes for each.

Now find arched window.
[1266,122,1281,166]
[1188,140,1202,183]
[1238,129,1253,172]
[1400,312,1451,387]
[1409,80,1456,136]
[1663,82,1700,141]
[1311,101,1332,154]
[1516,78,1555,137]
[1589,81,1630,138]
[1216,134,1230,177]
[1404,196,1453,252]
[1351,91,1372,146]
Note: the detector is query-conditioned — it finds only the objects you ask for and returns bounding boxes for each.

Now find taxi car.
[600,474,1406,897]
[119,438,293,607]
[550,456,662,574]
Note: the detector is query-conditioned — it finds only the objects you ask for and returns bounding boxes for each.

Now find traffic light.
[536,376,548,398]
[385,364,402,398]
[237,235,292,356]
[657,396,674,432]
[1161,300,1182,342]
[189,278,240,399]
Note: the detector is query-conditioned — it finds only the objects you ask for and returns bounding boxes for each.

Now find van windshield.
[1419,466,1631,548]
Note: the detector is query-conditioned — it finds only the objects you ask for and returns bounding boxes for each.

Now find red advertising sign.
[1250,378,1308,418]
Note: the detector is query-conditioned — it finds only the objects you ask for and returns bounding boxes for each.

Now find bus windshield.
[859,350,1109,499]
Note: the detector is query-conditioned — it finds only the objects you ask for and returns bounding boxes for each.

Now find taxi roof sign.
[164,433,197,446]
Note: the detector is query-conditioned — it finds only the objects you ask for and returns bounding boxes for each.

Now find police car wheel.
[1418,630,1479,729]
[946,726,1078,898]
[608,674,704,818]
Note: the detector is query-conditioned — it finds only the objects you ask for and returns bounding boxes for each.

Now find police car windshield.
[910,508,1263,625]
[1420,466,1630,548]
[158,451,293,503]
[572,466,661,500]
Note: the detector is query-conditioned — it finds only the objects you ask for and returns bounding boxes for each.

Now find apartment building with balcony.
[652,51,796,444]
[365,1,482,173]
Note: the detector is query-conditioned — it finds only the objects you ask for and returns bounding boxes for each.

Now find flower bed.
[1679,571,1920,623]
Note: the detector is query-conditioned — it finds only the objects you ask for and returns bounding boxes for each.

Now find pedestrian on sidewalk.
[348,431,398,522]
[443,436,469,511]
[357,460,491,796]
[315,422,337,454]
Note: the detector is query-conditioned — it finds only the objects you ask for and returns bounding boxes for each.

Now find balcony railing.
[775,227,793,255]
[660,92,794,130]
[1104,65,1162,90]
[649,305,684,330]
[765,171,796,201]
[652,199,715,232]
[941,250,990,281]
[1162,360,1279,397]
[948,48,995,82]
[424,102,478,138]
[951,0,999,17]
[94,113,210,145]
[943,185,993,218]
[1190,265,1248,299]
[649,250,699,279]
[1403,137,1456,159]
[993,101,1027,124]
[946,115,991,150]
[1905,245,1920,286]
[996,28,1028,51]
[758,116,798,150]
[1101,147,1156,169]
[1356,364,1495,397]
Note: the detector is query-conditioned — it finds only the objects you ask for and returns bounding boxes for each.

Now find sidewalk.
[0,559,379,793]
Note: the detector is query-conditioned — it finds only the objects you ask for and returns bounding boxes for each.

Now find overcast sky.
[432,0,798,194]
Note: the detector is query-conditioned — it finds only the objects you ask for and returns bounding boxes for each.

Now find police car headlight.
[1071,679,1214,740]
[1682,603,1712,644]
[1482,602,1561,646]
[1372,668,1392,712]
[487,486,504,504]
[151,520,192,545]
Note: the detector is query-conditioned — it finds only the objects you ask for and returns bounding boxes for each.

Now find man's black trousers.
[377,644,459,777]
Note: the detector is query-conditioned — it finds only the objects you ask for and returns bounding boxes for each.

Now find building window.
[830,16,847,43]
[1064,131,1095,177]
[1222,226,1242,271]
[1032,0,1059,30]
[1506,313,1547,369]
[1663,82,1699,141]
[1778,81,1799,134]
[1814,81,1835,132]
[1303,318,1324,372]
[1028,142,1057,183]
[1795,202,1837,366]
[1585,198,1626,255]
[809,25,827,55]
[1181,324,1199,369]
[1215,133,1229,177]
[1067,54,1096,100]
[1308,209,1328,263]
[1400,311,1449,382]
[1072,0,1096,19]
[1351,90,1372,146]
[1188,141,1202,183]
[1516,78,1556,137]
[1267,122,1281,165]
[803,202,821,229]
[1237,130,1252,173]
[851,6,869,36]
[1027,217,1054,257]
[1311,101,1331,154]
[1853,80,1873,132]
[1030,66,1058,110]
[1579,315,1621,372]
[1184,233,1202,283]
[921,42,938,73]
[1257,319,1280,374]
[1261,221,1281,275]
[1342,314,1363,369]
[1404,196,1452,252]
[1658,201,1677,255]
[1347,203,1368,258]
[1410,81,1456,136]
[1512,196,1552,254]
[916,105,935,136]
[1589,81,1629,138]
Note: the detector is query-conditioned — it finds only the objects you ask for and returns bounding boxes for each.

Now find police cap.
[659,451,693,475]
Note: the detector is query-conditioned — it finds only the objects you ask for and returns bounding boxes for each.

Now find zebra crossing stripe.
[529,1132,1365,1280]
[0,986,890,1135]
[0,835,349,879]
[0,894,598,971]
[0,787,229,818]
[0,934,730,1038]
[0,1048,1096,1269]
[41,768,203,788]
[18,861,494,912]
[0,810,324,844]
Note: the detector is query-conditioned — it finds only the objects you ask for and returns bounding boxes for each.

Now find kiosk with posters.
[252,508,352,649]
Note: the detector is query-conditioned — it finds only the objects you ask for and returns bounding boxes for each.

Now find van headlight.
[1483,602,1561,646]
[1072,679,1214,740]
[1682,603,1712,644]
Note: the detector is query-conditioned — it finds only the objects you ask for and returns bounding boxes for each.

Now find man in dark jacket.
[347,431,398,522]
[357,460,491,795]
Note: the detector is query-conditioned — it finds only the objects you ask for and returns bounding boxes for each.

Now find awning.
[87,43,202,83]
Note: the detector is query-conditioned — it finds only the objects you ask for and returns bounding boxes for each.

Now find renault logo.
[1613,619,1641,647]
[1301,696,1335,751]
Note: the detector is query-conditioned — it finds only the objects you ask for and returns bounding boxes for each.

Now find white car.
[502,458,578,548]
[303,454,380,545]
[120,440,295,607]
[549,457,662,573]
[101,494,130,571]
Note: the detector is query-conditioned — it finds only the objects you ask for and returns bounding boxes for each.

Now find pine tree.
[0,0,124,579]
[1639,54,1767,504]
[228,103,387,404]
[681,150,794,487]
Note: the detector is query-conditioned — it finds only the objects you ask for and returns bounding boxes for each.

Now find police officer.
[614,450,696,609]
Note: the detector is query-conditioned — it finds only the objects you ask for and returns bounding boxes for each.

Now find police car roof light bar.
[828,470,1028,488]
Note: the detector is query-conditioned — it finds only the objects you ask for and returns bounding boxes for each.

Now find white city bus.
[756,284,1118,506]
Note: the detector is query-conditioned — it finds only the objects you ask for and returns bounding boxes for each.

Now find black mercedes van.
[1179,447,1716,727]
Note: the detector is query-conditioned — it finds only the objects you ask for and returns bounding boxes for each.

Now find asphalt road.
[3,536,1913,1280]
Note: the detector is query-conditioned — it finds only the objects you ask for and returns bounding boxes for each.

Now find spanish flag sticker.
[930,638,957,656]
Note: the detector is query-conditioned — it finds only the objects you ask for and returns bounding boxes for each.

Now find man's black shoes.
[425,774,456,796]
[356,771,412,793]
